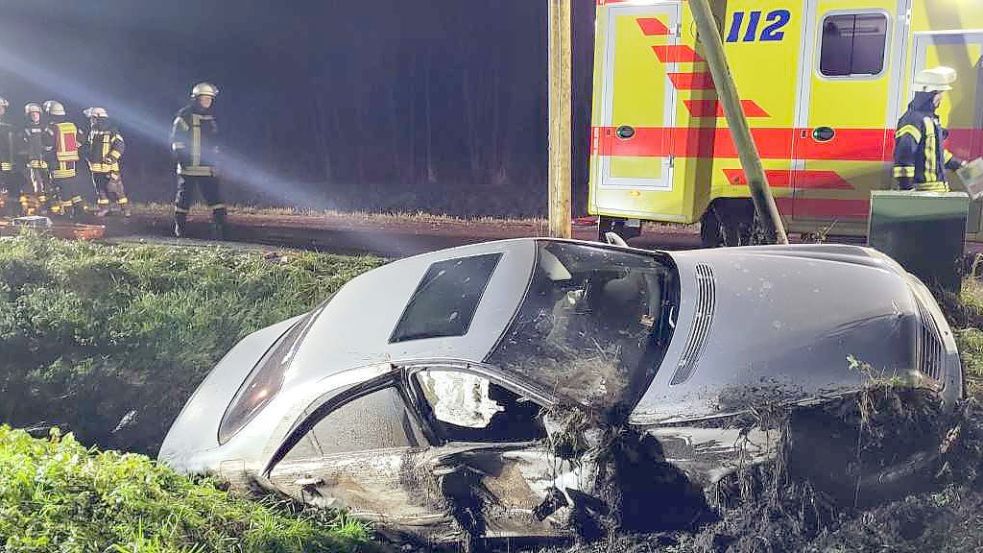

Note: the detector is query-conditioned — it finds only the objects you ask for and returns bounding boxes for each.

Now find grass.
[0,232,383,454]
[131,202,549,227]
[954,277,983,401]
[0,425,374,552]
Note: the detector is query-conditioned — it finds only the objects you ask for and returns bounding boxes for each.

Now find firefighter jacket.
[45,119,80,179]
[171,104,218,177]
[85,123,124,174]
[0,117,15,173]
[894,92,964,192]
[23,121,49,170]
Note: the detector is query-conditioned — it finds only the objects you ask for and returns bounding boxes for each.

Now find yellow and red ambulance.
[588,0,983,245]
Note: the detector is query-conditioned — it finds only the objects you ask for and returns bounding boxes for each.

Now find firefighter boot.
[174,211,188,238]
[211,208,228,241]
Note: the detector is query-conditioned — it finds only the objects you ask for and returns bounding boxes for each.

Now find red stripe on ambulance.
[636,18,670,36]
[652,45,704,63]
[685,99,769,118]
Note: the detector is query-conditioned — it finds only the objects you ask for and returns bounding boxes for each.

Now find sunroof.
[390,253,502,343]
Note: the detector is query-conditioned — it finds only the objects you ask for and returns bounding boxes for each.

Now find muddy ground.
[393,389,982,553]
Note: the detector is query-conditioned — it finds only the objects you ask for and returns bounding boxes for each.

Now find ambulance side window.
[819,13,888,78]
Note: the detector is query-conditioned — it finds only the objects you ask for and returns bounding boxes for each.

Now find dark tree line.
[0,0,596,217]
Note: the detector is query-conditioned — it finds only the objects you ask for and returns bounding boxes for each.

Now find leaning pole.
[690,0,789,244]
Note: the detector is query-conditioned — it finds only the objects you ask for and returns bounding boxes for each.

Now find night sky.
[0,0,596,216]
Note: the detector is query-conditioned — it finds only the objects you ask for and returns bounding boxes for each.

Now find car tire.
[597,216,641,243]
[701,200,755,248]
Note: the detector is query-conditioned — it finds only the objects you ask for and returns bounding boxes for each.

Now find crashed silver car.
[159,238,962,542]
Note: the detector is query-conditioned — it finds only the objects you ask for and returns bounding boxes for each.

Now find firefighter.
[83,107,130,217]
[894,66,968,192]
[43,100,84,217]
[0,96,22,217]
[170,82,226,239]
[22,103,50,215]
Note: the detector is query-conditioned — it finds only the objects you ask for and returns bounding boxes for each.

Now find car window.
[282,387,425,462]
[220,298,333,445]
[819,13,888,77]
[414,369,545,443]
[390,253,502,343]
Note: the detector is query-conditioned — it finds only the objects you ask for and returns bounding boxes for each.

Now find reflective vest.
[171,106,218,177]
[49,122,80,179]
[0,119,14,172]
[87,127,124,174]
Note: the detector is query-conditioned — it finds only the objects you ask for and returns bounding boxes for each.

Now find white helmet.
[191,82,219,98]
[43,100,66,116]
[25,103,42,115]
[83,107,108,118]
[0,97,8,108]
[914,66,958,93]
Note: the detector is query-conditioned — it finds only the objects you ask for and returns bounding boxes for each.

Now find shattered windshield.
[486,242,677,410]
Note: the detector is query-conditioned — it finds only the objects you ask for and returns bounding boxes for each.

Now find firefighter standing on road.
[43,100,84,217]
[22,103,50,215]
[83,107,130,217]
[894,66,968,192]
[0,97,22,216]
[170,82,226,239]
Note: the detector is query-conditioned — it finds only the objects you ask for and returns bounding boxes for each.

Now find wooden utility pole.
[547,0,573,239]
[690,0,789,244]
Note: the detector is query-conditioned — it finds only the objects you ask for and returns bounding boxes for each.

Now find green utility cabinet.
[868,191,970,294]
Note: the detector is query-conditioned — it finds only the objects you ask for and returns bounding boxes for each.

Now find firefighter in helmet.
[83,107,129,216]
[22,102,50,214]
[894,66,968,192]
[43,100,84,217]
[170,82,226,239]
[0,96,22,216]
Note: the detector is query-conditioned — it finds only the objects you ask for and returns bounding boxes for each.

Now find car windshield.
[485,241,677,410]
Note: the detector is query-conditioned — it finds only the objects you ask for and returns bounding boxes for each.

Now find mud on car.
[159,238,962,544]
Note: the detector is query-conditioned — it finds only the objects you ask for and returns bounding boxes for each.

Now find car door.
[791,0,902,234]
[401,363,596,540]
[265,373,459,542]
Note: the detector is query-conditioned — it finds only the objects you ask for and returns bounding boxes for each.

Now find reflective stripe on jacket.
[171,105,218,177]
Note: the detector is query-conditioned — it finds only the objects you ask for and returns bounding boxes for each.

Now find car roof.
[278,239,540,392]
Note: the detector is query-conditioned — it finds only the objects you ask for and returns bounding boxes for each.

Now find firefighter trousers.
[0,170,23,216]
[175,175,225,218]
[92,172,129,212]
[175,175,227,238]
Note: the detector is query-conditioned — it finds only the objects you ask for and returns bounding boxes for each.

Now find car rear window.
[390,253,502,343]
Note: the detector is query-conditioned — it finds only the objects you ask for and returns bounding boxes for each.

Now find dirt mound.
[525,390,982,553]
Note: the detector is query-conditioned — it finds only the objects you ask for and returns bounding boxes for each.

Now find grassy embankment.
[0,234,383,552]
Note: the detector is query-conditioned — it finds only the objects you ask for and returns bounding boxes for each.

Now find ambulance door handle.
[812,127,836,143]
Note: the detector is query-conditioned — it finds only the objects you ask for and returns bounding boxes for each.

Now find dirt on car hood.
[631,244,926,425]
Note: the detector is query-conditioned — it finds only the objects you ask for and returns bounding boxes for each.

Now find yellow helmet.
[43,100,66,116]
[191,82,219,98]
[25,103,42,115]
[914,66,958,93]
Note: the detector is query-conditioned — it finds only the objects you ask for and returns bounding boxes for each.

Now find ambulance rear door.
[594,1,680,197]
[792,0,905,235]
[910,31,983,238]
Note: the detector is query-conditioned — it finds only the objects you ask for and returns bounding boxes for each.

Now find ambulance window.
[819,13,888,77]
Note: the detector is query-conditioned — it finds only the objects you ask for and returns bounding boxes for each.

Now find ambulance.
[588,0,983,245]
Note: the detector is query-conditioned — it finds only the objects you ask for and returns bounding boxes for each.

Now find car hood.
[630,245,921,425]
